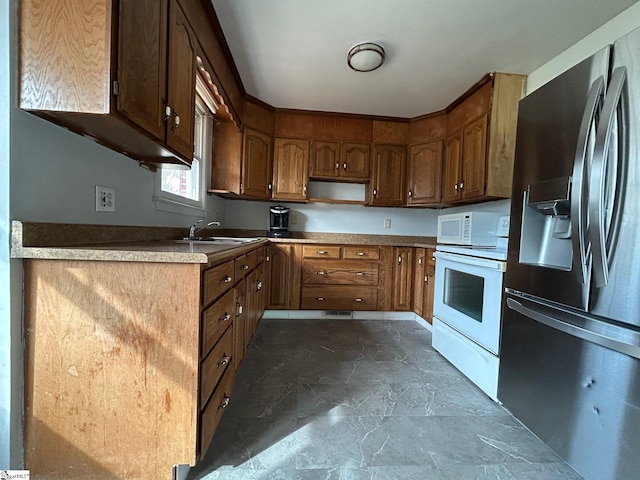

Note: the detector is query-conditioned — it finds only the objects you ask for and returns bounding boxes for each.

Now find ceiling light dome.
[347,42,385,72]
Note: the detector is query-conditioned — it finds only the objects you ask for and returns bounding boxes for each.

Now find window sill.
[153,195,208,217]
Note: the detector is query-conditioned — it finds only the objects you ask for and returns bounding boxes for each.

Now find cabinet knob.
[356,252,366,256]
[163,104,172,122]
[408,190,413,197]
[219,313,231,323]
[454,184,458,191]
[343,162,347,170]
[172,112,180,130]
[268,183,272,191]
[316,297,325,301]
[316,250,328,255]
[303,183,307,195]
[266,255,271,262]
[219,275,232,284]
[373,188,378,197]
[335,161,339,171]
[418,258,423,265]
[237,302,243,315]
[217,355,230,367]
[219,396,230,409]
[459,181,464,190]
[316,271,327,275]
[256,280,262,291]
[354,298,363,302]
[242,264,249,270]
[355,272,365,276]
[398,255,402,264]
[424,276,429,285]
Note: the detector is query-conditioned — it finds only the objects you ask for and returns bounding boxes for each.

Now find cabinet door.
[116,0,167,141]
[461,114,488,200]
[310,141,341,179]
[341,143,371,180]
[166,0,196,161]
[392,247,413,311]
[272,138,309,200]
[422,248,436,324]
[412,248,426,317]
[442,133,462,203]
[265,245,291,309]
[242,129,272,198]
[370,145,406,206]
[408,141,443,205]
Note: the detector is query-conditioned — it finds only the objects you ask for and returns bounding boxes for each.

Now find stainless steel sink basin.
[177,237,258,245]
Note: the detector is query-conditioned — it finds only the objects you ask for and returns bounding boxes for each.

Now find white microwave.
[437,212,502,246]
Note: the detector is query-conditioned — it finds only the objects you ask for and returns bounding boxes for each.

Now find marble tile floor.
[187,318,582,480]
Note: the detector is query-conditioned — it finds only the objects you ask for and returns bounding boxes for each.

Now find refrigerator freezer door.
[498,294,640,480]
[506,46,610,311]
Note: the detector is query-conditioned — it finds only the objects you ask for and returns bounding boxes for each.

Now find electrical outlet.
[384,218,391,229]
[95,185,115,212]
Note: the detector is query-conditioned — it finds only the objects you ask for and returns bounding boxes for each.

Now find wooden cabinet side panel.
[408,141,443,205]
[266,245,290,309]
[446,80,492,133]
[20,0,112,112]
[116,0,167,140]
[486,73,526,198]
[211,122,242,193]
[23,260,200,479]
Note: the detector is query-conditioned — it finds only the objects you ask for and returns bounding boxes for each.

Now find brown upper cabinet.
[19,0,198,167]
[272,138,310,201]
[310,141,371,181]
[210,127,273,199]
[407,141,443,206]
[369,145,407,206]
[442,72,526,204]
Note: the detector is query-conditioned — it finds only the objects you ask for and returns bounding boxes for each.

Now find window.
[154,75,217,215]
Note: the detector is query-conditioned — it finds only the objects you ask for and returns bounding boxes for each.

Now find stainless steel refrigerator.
[499,26,640,480]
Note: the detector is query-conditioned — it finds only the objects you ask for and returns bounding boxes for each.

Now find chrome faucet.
[186,220,221,239]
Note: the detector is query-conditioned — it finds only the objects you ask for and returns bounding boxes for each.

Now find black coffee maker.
[268,205,291,238]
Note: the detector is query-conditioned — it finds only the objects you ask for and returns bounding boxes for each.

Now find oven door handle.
[434,251,506,272]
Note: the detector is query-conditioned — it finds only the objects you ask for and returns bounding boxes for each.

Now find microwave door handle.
[570,75,605,286]
[589,67,627,288]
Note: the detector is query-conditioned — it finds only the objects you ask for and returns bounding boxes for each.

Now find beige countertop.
[10,221,437,264]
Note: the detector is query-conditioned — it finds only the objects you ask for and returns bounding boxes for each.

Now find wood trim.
[244,94,275,112]
[445,72,494,113]
[410,109,447,123]
[275,107,410,124]
[199,0,246,97]
[308,198,367,205]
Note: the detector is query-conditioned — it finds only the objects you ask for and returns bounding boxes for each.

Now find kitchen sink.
[177,237,259,245]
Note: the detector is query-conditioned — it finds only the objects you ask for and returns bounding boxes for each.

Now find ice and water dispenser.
[519,177,573,270]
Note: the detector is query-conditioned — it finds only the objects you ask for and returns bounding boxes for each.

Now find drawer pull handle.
[356,252,366,256]
[218,355,230,367]
[354,298,363,302]
[316,250,328,255]
[257,280,262,291]
[316,271,327,275]
[219,313,231,323]
[398,255,402,264]
[343,162,348,170]
[219,275,232,284]
[316,297,325,301]
[355,272,365,276]
[219,396,230,409]
[242,265,249,270]
[335,161,339,170]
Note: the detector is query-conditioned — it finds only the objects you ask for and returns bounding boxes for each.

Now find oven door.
[434,251,506,355]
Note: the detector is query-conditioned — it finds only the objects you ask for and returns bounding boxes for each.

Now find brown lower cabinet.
[22,244,266,479]
[265,243,302,309]
[413,247,436,323]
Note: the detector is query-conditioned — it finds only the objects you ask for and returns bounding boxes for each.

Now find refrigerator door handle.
[589,67,627,287]
[506,297,640,360]
[570,75,605,285]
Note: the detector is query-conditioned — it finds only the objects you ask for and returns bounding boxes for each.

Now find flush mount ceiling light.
[347,42,385,72]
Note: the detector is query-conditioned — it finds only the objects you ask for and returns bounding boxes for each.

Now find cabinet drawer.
[234,254,250,281]
[200,325,233,407]
[301,286,378,310]
[303,245,341,259]
[200,363,234,459]
[302,259,379,285]
[203,260,234,306]
[202,289,235,357]
[342,246,380,260]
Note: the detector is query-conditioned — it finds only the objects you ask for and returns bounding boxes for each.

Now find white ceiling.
[211,0,637,118]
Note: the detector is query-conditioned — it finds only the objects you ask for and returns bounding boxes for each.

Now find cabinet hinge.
[112,81,119,96]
